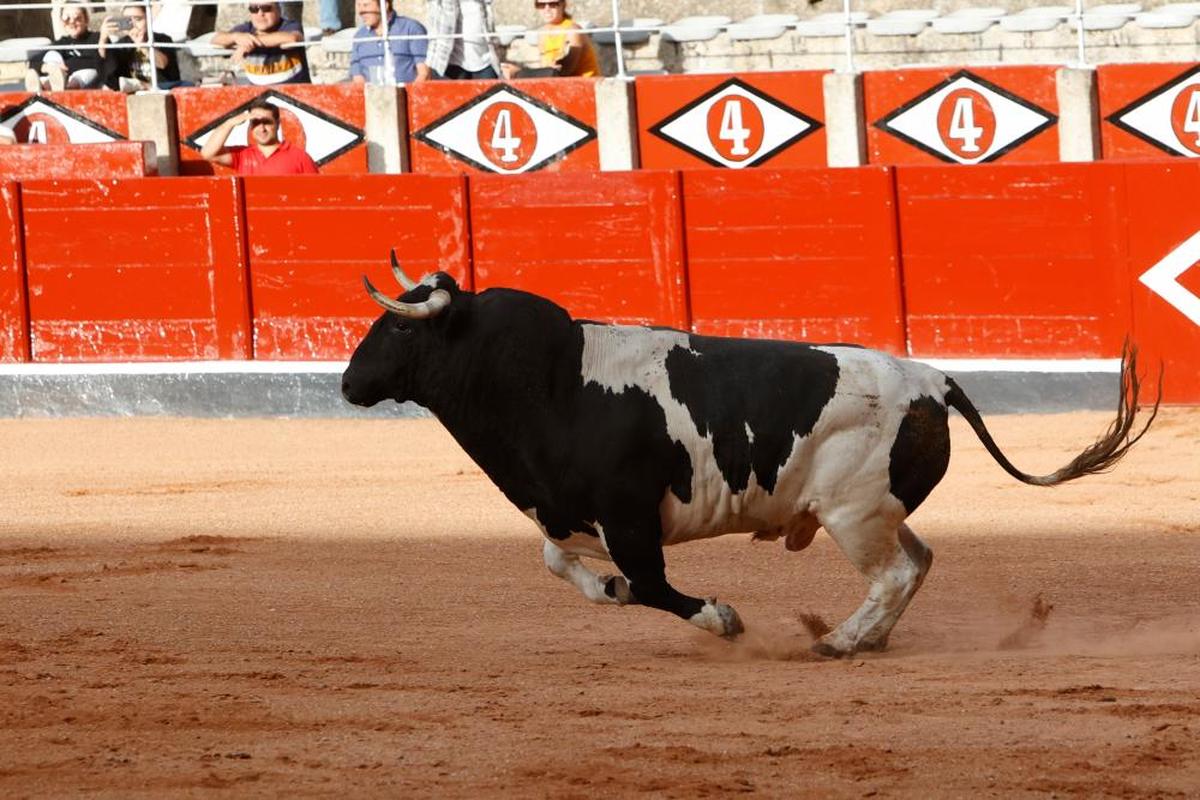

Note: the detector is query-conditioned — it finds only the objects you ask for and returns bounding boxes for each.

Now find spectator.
[426,0,500,80]
[105,3,187,92]
[25,2,119,92]
[200,98,319,176]
[507,0,597,79]
[319,0,342,37]
[212,2,310,85]
[350,0,430,85]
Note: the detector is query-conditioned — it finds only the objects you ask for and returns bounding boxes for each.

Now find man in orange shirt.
[200,98,318,176]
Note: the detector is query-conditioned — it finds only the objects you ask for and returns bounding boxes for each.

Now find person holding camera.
[199,98,318,176]
[105,3,184,92]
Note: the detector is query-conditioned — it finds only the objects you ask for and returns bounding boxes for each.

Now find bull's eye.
[392,319,412,335]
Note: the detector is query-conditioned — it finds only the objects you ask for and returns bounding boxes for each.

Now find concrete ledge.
[0,360,1123,418]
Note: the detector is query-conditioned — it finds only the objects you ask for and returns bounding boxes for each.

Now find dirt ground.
[0,408,1197,798]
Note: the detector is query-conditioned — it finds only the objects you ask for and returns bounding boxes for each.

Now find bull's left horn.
[390,249,419,291]
[363,275,451,319]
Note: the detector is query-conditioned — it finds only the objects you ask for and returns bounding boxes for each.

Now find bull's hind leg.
[542,539,635,605]
[602,522,744,639]
[815,517,933,657]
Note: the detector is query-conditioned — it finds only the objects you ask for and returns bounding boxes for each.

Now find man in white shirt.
[424,0,499,79]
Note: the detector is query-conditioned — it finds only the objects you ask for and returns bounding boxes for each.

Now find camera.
[115,17,134,31]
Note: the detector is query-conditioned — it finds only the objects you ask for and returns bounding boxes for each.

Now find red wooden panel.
[1121,160,1200,403]
[0,142,154,180]
[470,171,687,327]
[1098,62,1200,161]
[636,71,827,169]
[0,182,28,362]
[173,84,367,175]
[682,167,904,353]
[896,162,1131,358]
[866,66,1059,166]
[242,174,470,360]
[0,90,128,144]
[408,78,599,175]
[20,178,250,362]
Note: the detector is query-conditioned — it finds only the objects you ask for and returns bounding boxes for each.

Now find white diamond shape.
[0,99,121,144]
[1110,71,1200,157]
[1140,230,1200,326]
[189,95,360,164]
[652,81,818,168]
[418,87,592,174]
[880,73,1054,164]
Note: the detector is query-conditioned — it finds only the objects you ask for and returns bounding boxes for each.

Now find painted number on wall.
[1170,86,1200,154]
[478,102,538,170]
[937,89,996,158]
[706,96,764,163]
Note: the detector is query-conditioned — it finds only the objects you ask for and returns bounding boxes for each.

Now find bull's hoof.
[691,599,745,639]
[602,575,635,605]
[718,603,745,640]
[855,637,889,653]
[811,639,852,659]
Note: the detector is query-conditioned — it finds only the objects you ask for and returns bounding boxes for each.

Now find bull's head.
[341,250,458,408]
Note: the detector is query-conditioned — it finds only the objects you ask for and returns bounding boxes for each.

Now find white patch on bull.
[579,325,954,550]
[744,423,754,444]
[523,507,611,560]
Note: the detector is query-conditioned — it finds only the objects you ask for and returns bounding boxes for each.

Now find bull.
[342,253,1158,657]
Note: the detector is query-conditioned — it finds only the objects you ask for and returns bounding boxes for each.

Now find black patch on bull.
[887,395,951,514]
[663,339,840,494]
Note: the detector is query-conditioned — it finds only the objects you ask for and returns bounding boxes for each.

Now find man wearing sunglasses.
[200,99,319,175]
[213,1,310,85]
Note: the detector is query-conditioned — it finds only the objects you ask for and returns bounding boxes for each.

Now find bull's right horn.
[390,249,419,291]
[363,275,451,319]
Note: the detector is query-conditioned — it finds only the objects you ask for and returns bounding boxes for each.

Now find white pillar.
[594,78,640,171]
[1056,66,1101,162]
[823,71,867,167]
[126,92,179,177]
[365,84,410,174]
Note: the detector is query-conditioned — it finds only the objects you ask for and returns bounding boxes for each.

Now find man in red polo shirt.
[200,98,318,175]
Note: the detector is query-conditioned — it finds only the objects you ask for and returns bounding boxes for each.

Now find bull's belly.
[659,483,808,545]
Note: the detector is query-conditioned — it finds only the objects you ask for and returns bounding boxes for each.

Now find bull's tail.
[944,341,1161,487]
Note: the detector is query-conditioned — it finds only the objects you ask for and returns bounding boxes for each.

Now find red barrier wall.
[469,171,687,327]
[636,71,827,169]
[682,167,905,352]
[0,90,128,144]
[1099,62,1200,160]
[896,162,1131,358]
[1121,161,1200,403]
[866,66,1059,166]
[173,85,367,175]
[241,174,471,360]
[0,142,155,180]
[409,78,600,175]
[0,182,28,362]
[20,178,250,362]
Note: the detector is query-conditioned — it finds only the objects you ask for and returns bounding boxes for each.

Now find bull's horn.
[363,275,451,319]
[390,249,419,291]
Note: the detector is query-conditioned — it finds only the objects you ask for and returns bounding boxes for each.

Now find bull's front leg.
[542,540,635,605]
[601,520,744,639]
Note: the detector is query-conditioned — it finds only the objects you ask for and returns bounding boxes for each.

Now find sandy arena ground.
[0,408,1197,798]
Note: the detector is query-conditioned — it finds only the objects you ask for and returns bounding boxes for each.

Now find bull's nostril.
[341,379,352,398]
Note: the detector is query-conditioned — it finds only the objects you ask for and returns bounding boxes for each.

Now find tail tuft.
[946,339,1161,487]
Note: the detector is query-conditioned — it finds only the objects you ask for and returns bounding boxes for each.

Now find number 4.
[719,99,751,156]
[948,97,983,153]
[490,109,520,163]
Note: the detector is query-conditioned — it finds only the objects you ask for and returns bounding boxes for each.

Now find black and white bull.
[342,255,1157,657]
